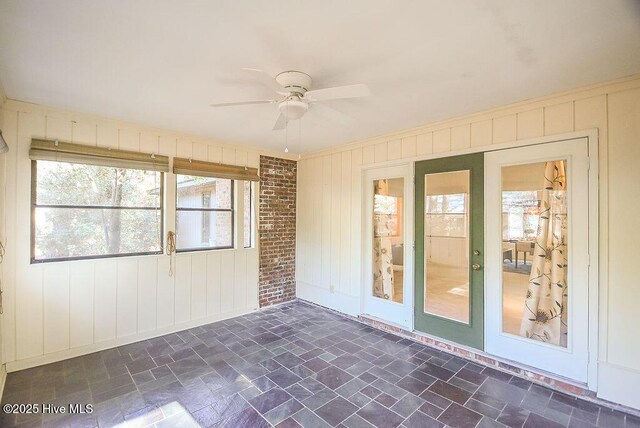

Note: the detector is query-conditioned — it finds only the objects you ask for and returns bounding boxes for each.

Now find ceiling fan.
[210,69,371,130]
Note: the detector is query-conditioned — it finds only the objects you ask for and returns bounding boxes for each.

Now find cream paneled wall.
[296,74,640,409]
[0,100,293,372]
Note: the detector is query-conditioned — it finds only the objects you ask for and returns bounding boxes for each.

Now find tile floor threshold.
[1,299,638,428]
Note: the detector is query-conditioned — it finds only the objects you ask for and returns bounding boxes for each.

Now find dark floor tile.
[305,357,332,373]
[375,392,398,408]
[403,410,445,428]
[264,398,304,426]
[357,372,377,384]
[597,409,626,428]
[417,362,456,382]
[523,412,565,428]
[466,398,502,419]
[357,400,404,428]
[249,387,292,414]
[456,368,488,386]
[396,375,431,396]
[218,407,271,428]
[419,401,446,419]
[267,367,303,389]
[390,393,424,418]
[482,367,513,383]
[316,396,359,426]
[497,403,530,428]
[274,352,305,369]
[428,380,472,405]
[478,378,527,406]
[331,354,362,370]
[316,366,354,390]
[292,407,332,428]
[437,402,483,428]
[277,417,303,428]
[419,389,453,410]
[303,388,339,410]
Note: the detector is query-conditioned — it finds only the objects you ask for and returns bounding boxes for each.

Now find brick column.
[258,155,297,307]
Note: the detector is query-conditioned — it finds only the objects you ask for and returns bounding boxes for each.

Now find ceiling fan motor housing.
[275,71,312,94]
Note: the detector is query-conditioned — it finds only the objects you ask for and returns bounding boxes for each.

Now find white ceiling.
[1,1,639,153]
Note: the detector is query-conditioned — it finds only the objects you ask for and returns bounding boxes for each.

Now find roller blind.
[29,138,170,172]
[173,157,260,181]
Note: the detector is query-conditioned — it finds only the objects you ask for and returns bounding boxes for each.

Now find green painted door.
[414,153,484,350]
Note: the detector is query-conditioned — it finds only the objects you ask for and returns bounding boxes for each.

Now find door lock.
[472,263,482,271]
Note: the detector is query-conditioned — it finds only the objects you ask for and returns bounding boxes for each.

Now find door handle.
[472,263,482,271]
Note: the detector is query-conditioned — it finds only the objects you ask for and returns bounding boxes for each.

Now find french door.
[362,164,413,328]
[414,153,484,349]
[484,138,591,382]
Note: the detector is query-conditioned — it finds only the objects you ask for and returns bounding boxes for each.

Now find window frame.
[175,175,235,253]
[30,160,165,264]
[243,180,255,249]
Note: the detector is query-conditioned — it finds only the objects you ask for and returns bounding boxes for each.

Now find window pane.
[176,211,232,250]
[372,178,404,304]
[176,175,231,209]
[243,181,253,248]
[36,161,161,207]
[501,160,569,347]
[424,170,470,323]
[34,207,161,260]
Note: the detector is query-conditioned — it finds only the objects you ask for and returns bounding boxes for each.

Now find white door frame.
[361,163,414,330]
[483,133,599,389]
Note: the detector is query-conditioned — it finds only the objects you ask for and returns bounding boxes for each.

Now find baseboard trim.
[296,281,359,317]
[6,306,257,373]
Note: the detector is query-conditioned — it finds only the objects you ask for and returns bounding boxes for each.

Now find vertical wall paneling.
[374,142,388,163]
[350,148,362,297]
[206,252,221,316]
[470,120,492,147]
[156,257,175,328]
[493,114,517,144]
[95,120,118,149]
[339,151,352,294]
[362,145,375,164]
[192,142,208,161]
[118,128,140,151]
[208,146,223,163]
[387,139,401,161]
[1,109,18,362]
[220,252,235,312]
[191,253,207,319]
[69,263,95,348]
[433,128,451,153]
[15,111,45,360]
[311,158,322,283]
[246,251,259,308]
[176,139,193,158]
[401,136,417,159]
[45,115,73,141]
[174,256,192,324]
[416,133,433,155]
[451,124,471,150]
[116,259,138,338]
[140,131,159,154]
[545,102,575,135]
[222,147,236,165]
[321,156,332,289]
[516,109,544,140]
[94,260,117,343]
[234,252,247,310]
[137,257,158,333]
[330,153,341,292]
[43,264,70,354]
[72,120,97,145]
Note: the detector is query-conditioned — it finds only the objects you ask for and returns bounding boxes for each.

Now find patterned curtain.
[373,180,394,299]
[519,161,568,347]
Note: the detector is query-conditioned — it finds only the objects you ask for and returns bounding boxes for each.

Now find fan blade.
[273,113,288,130]
[304,84,371,102]
[242,68,290,95]
[210,100,275,107]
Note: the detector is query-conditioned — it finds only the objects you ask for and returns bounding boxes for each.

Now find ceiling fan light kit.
[210,68,371,133]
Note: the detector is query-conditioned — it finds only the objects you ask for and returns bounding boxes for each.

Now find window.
[32,160,164,262]
[425,193,467,238]
[176,175,233,251]
[243,181,254,248]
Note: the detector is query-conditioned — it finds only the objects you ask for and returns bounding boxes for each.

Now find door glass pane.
[372,178,404,303]
[424,171,470,323]
[501,160,568,347]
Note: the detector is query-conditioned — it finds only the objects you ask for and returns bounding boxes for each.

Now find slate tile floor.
[2,301,638,428]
